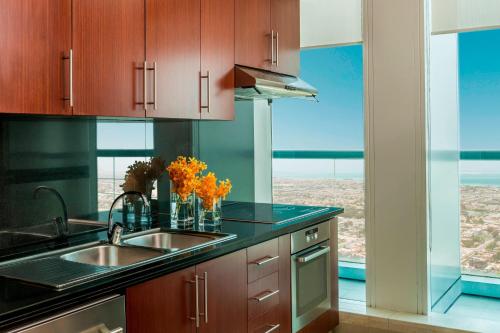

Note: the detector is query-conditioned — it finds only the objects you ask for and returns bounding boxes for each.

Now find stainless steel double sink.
[59,229,236,268]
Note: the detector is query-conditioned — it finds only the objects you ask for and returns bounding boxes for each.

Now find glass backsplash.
[0,116,193,244]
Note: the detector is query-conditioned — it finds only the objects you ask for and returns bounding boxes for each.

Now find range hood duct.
[234,66,318,101]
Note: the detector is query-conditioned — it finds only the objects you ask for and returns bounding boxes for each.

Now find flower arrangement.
[196,172,232,210]
[167,156,207,202]
[121,157,166,199]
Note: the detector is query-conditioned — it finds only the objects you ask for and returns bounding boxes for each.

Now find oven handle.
[296,246,330,263]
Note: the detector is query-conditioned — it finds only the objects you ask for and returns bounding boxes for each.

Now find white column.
[364,0,428,314]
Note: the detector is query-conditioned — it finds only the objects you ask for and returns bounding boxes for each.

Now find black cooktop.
[221,201,330,224]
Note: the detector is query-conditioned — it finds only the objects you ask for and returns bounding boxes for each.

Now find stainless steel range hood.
[234,66,318,101]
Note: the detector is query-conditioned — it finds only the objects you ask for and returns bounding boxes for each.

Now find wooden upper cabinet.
[271,0,300,76]
[201,0,235,120]
[236,0,300,76]
[126,266,196,333]
[235,0,272,72]
[197,250,247,333]
[146,0,201,119]
[72,0,145,117]
[0,0,71,115]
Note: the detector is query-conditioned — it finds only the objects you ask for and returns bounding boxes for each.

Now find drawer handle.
[251,289,279,302]
[264,324,280,333]
[253,255,279,266]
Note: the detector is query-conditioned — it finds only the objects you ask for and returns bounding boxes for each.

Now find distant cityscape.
[272,177,500,277]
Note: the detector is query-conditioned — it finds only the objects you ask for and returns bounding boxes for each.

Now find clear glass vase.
[170,190,195,227]
[198,197,222,226]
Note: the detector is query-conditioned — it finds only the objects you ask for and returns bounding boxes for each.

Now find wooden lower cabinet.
[126,266,195,333]
[197,250,247,333]
[126,249,247,333]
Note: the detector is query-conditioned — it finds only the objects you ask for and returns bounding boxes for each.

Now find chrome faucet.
[33,186,69,237]
[108,191,150,245]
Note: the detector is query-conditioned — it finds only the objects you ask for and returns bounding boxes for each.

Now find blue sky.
[273,29,500,151]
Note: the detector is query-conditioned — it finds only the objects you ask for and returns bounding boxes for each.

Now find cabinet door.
[271,0,300,76]
[197,250,247,333]
[72,0,145,117]
[0,0,71,115]
[146,0,201,119]
[235,0,271,71]
[201,0,235,120]
[126,267,196,333]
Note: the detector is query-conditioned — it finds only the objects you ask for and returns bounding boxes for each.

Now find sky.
[272,29,500,151]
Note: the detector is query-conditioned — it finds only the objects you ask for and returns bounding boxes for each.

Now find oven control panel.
[290,220,331,254]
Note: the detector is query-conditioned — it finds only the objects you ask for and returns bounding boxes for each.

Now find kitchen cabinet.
[126,267,195,333]
[235,0,272,72]
[200,0,235,120]
[235,0,300,76]
[146,0,200,119]
[126,250,247,333]
[196,250,247,333]
[270,0,300,76]
[0,0,72,115]
[72,0,145,117]
[146,0,234,120]
[246,235,291,333]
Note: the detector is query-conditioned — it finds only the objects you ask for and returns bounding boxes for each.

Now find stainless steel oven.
[291,221,331,332]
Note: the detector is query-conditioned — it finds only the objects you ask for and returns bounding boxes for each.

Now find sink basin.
[123,230,235,252]
[60,245,162,267]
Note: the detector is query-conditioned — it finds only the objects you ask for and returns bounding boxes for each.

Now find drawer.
[248,272,280,320]
[248,305,280,333]
[247,238,279,283]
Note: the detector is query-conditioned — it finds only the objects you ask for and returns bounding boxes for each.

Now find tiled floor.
[447,294,500,321]
[339,278,366,302]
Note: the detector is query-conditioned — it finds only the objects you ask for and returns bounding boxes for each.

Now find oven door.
[291,240,331,332]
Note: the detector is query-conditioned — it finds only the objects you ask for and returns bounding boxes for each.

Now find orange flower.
[196,173,232,210]
[167,156,207,202]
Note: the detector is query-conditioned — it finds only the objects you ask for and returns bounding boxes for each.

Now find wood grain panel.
[126,267,196,333]
[197,249,247,333]
[248,272,280,320]
[271,0,300,76]
[201,0,235,120]
[146,0,201,119]
[278,234,292,333]
[248,305,281,333]
[73,0,145,117]
[248,238,280,283]
[0,0,71,115]
[235,0,271,71]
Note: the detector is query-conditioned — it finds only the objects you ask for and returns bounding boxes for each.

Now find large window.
[459,29,500,278]
[272,45,365,263]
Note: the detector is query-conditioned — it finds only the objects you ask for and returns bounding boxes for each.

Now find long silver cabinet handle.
[203,271,208,323]
[270,30,275,64]
[200,71,210,113]
[135,61,148,111]
[253,255,279,266]
[264,324,280,333]
[62,49,73,107]
[275,31,279,66]
[250,289,279,302]
[146,62,157,110]
[188,275,200,328]
[297,246,330,263]
[198,272,208,324]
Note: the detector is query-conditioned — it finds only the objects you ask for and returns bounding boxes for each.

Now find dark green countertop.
[0,204,343,331]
